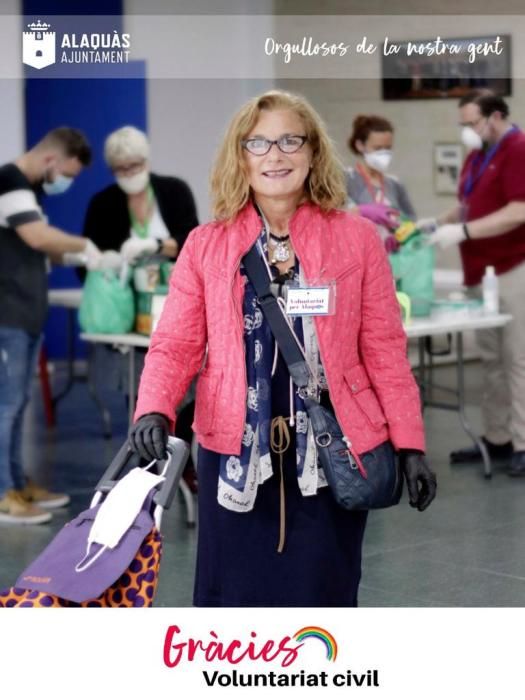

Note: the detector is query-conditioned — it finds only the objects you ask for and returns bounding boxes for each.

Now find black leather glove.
[129,413,170,461]
[399,449,437,512]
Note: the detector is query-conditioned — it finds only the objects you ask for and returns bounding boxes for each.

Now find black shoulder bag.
[242,246,403,511]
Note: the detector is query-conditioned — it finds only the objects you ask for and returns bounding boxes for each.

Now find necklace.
[268,231,291,264]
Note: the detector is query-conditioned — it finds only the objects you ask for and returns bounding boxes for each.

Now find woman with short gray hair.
[84,125,198,263]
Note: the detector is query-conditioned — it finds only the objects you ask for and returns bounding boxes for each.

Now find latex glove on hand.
[358,203,400,230]
[415,217,438,234]
[120,237,159,264]
[97,250,124,271]
[384,234,400,254]
[129,413,170,461]
[399,450,437,512]
[429,223,467,250]
[83,239,103,270]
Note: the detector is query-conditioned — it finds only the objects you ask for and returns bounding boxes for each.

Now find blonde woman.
[130,90,436,607]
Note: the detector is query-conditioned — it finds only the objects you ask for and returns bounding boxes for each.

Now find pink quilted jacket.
[134,200,425,459]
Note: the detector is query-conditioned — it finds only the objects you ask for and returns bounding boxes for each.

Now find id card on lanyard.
[284,268,336,317]
[285,284,335,316]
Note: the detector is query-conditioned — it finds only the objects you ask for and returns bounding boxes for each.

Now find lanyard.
[462,125,519,199]
[356,162,385,204]
[129,184,154,239]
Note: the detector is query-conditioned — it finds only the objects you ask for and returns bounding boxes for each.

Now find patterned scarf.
[217,229,327,512]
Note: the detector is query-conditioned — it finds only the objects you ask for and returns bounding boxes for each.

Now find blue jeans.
[0,327,41,497]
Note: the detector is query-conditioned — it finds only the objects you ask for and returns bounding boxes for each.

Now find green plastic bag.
[79,269,135,334]
[389,234,435,317]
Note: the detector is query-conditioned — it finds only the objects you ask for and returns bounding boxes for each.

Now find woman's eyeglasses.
[241,135,307,156]
[111,160,145,176]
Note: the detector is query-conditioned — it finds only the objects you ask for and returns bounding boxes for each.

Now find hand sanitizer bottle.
[482,266,499,314]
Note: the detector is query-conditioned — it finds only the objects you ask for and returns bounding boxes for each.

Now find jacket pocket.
[194,366,222,435]
[343,363,387,430]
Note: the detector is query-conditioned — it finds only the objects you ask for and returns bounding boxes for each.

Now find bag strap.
[242,245,311,391]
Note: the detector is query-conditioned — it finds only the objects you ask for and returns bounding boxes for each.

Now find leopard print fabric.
[0,529,162,608]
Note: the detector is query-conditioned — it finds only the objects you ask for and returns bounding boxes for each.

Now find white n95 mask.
[461,127,483,151]
[363,149,393,173]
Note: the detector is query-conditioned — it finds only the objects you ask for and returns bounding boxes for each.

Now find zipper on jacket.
[232,256,248,446]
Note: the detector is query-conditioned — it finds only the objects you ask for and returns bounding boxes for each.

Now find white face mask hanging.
[75,460,167,572]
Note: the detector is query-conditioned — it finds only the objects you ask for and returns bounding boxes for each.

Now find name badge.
[285,286,331,316]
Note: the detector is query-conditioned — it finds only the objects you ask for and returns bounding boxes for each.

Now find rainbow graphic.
[293,626,338,661]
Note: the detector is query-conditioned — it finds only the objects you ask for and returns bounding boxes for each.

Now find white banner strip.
[0,608,523,698]
[0,15,521,79]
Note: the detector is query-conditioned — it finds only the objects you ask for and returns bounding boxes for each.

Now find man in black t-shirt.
[0,127,102,525]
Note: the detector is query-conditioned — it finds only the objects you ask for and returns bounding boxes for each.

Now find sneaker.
[0,490,52,525]
[20,479,71,509]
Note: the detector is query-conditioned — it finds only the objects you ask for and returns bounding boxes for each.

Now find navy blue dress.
[193,352,368,607]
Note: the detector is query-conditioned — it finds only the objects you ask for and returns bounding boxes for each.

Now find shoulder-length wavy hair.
[210,90,347,221]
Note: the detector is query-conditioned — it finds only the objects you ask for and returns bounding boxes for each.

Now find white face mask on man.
[116,169,150,195]
[460,126,483,151]
[363,149,393,173]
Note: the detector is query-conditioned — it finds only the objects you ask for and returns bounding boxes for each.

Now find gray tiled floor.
[1,360,525,606]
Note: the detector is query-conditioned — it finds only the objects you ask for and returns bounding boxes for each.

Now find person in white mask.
[82,125,199,492]
[346,115,417,251]
[420,91,525,476]
[83,126,198,265]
